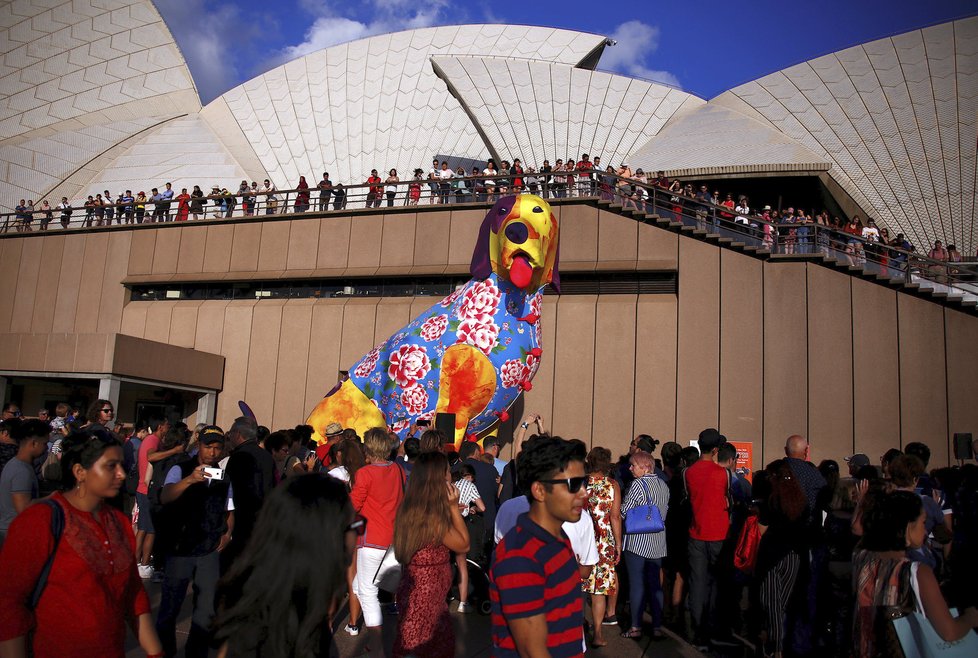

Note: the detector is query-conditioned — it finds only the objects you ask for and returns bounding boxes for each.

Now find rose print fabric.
[348,273,544,439]
[584,475,619,596]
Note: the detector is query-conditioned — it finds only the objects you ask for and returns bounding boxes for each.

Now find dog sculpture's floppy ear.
[469,196,517,280]
[549,238,561,293]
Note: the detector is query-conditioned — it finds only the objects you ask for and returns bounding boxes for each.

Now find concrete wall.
[1,202,975,466]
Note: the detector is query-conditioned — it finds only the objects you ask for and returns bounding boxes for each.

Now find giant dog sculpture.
[305,194,559,445]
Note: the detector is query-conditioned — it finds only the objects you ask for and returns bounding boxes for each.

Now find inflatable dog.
[305,194,559,445]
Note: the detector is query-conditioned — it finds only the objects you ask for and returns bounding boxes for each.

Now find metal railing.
[2,172,975,303]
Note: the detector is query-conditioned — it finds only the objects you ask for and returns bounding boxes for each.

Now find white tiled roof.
[626,101,831,176]
[431,56,702,169]
[0,0,199,140]
[210,25,607,187]
[711,16,978,253]
[0,0,201,210]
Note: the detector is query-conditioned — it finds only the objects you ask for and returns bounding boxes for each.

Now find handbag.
[893,562,978,658]
[372,544,402,593]
[733,514,760,573]
[624,477,664,534]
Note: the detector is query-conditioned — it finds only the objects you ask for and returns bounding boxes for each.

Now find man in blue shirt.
[160,182,174,221]
[150,187,163,222]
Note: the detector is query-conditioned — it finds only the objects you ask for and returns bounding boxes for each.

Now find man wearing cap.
[156,425,233,658]
[315,422,345,465]
[844,453,870,477]
[684,428,730,650]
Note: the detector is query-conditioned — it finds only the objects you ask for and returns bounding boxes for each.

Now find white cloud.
[280,16,372,60]
[154,0,266,103]
[278,1,450,64]
[600,20,680,88]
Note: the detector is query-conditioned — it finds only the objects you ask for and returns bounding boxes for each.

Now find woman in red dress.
[295,175,310,213]
[391,451,469,658]
[0,430,162,658]
[175,188,191,221]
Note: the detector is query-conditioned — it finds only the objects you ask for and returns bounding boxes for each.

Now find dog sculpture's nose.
[505,222,528,244]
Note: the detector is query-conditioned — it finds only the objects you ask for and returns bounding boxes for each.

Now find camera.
[203,467,224,481]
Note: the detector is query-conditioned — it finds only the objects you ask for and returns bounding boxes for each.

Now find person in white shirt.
[453,465,485,612]
[436,161,454,204]
[260,179,278,215]
[861,219,881,242]
[494,494,598,574]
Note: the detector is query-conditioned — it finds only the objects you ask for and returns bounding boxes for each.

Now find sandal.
[621,627,643,639]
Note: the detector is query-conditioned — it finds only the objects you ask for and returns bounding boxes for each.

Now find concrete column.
[197,392,217,425]
[98,376,121,412]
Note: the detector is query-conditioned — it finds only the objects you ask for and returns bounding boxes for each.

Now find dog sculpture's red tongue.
[510,255,533,288]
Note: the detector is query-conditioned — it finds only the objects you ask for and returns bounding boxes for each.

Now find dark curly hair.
[517,437,586,496]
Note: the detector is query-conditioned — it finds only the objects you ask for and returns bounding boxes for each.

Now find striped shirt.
[490,513,584,658]
[621,473,670,559]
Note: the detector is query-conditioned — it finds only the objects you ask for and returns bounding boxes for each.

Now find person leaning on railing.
[4,168,964,295]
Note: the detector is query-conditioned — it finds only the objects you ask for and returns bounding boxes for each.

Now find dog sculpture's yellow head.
[470,194,560,292]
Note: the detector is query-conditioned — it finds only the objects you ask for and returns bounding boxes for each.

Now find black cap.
[199,425,225,445]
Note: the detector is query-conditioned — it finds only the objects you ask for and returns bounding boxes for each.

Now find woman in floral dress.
[584,447,622,647]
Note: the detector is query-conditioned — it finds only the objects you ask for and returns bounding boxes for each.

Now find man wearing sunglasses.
[490,437,589,657]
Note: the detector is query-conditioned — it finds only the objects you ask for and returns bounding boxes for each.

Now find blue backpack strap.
[29,498,65,609]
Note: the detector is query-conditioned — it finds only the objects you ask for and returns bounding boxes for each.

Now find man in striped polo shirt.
[489,437,587,658]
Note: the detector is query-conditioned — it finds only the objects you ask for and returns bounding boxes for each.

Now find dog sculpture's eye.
[532,206,543,213]
[505,222,528,244]
[498,207,508,215]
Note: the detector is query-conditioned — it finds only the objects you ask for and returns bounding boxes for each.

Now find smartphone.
[417,419,430,427]
[203,467,224,481]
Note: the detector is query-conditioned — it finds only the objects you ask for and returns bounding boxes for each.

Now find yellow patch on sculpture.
[305,379,386,443]
[435,344,497,445]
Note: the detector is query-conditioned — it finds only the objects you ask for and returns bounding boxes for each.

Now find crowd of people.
[1,394,977,657]
[5,158,973,275]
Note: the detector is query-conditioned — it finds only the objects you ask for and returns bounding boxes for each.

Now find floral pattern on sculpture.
[458,279,501,324]
[456,318,500,356]
[387,344,431,388]
[500,359,529,388]
[399,384,429,415]
[420,314,449,342]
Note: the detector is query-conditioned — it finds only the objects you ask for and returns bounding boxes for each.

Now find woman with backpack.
[0,429,163,657]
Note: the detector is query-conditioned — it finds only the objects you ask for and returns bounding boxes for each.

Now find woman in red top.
[175,188,191,221]
[348,428,405,645]
[0,430,162,658]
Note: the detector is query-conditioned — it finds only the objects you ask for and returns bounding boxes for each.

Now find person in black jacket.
[222,416,274,571]
[156,426,232,657]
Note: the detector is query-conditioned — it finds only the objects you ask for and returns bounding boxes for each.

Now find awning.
[0,332,224,392]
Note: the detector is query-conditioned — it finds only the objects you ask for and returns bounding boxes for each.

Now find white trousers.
[353,546,386,627]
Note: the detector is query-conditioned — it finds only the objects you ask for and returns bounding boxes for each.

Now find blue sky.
[155,0,976,105]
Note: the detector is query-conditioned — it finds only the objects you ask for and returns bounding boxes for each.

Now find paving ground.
[126,580,709,657]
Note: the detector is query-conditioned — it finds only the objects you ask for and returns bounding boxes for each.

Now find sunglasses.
[346,514,367,536]
[539,476,587,493]
[101,408,114,413]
